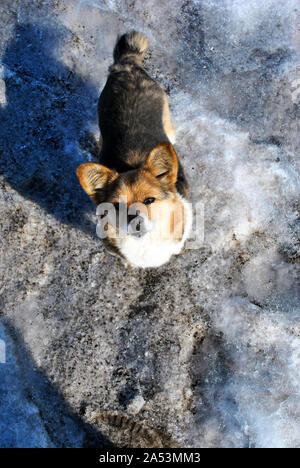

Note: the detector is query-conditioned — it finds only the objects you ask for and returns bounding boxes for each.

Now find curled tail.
[113,31,148,64]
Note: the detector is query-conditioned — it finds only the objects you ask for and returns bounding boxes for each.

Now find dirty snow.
[0,0,299,448]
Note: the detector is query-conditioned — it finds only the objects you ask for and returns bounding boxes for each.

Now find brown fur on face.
[110,173,166,208]
[76,142,178,206]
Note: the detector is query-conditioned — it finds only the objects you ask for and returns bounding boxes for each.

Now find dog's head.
[76,142,186,244]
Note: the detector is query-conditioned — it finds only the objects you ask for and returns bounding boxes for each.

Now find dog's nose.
[128,214,146,237]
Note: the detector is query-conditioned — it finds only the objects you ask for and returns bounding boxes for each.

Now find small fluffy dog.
[76,31,192,268]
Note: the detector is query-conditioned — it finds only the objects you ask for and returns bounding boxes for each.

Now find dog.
[76,31,192,268]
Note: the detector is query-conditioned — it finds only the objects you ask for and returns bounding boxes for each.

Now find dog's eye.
[143,197,155,205]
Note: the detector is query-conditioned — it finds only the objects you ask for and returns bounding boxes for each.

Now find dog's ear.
[76,163,118,201]
[144,142,178,189]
